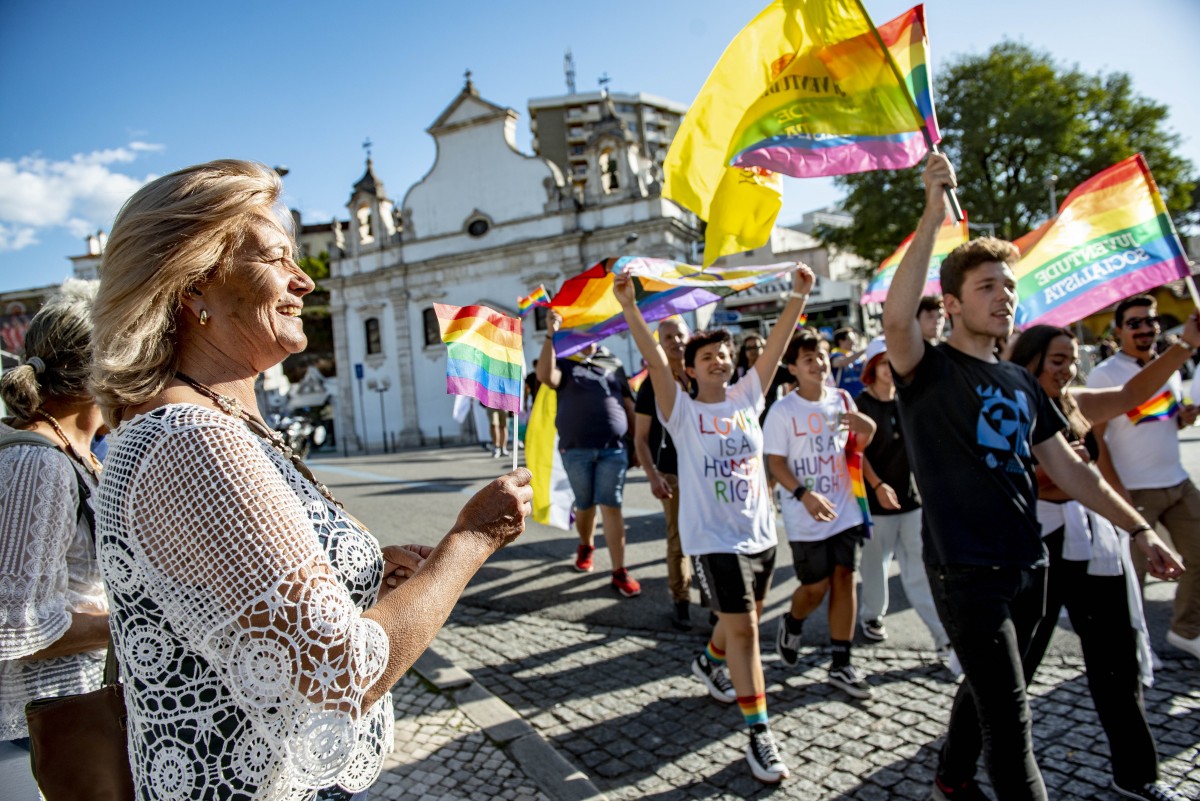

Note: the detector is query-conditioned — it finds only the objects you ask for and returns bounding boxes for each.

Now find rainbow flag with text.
[1126,390,1180,426]
[861,211,967,304]
[1013,154,1190,328]
[434,303,523,413]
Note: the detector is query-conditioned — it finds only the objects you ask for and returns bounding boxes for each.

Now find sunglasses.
[1121,315,1161,330]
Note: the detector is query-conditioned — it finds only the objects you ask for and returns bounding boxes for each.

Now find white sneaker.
[746,726,789,783]
[691,654,736,703]
[1166,630,1200,661]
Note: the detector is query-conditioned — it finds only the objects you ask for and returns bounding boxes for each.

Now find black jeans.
[1023,528,1158,789]
[927,563,1047,801]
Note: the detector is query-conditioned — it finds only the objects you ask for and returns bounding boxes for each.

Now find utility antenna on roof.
[362,138,373,161]
[564,49,577,94]
[598,72,611,94]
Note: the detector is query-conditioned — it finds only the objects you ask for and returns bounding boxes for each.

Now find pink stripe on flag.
[446,374,521,413]
[1018,258,1190,329]
[733,136,928,179]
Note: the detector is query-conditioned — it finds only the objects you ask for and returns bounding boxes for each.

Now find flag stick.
[1187,274,1200,311]
[513,354,523,473]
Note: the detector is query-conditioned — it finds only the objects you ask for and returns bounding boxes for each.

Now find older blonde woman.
[92,160,531,801]
[0,281,108,766]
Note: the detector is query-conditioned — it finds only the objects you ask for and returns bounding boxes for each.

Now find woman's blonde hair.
[0,279,100,423]
[92,160,284,426]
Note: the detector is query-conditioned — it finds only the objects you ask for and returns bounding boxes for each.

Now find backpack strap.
[0,431,96,537]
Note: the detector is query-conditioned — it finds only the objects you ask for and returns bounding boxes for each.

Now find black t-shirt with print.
[634,377,678,475]
[554,350,633,450]
[855,391,921,516]
[894,342,1067,567]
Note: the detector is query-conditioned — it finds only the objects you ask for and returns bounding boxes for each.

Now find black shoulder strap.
[0,431,95,536]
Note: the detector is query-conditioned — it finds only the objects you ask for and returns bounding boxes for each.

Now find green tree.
[818,42,1196,272]
[298,250,330,283]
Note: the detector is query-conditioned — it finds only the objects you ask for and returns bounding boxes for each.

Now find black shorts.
[693,547,777,614]
[789,525,866,584]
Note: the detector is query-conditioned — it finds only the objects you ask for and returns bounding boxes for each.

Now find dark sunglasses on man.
[1121,315,1161,330]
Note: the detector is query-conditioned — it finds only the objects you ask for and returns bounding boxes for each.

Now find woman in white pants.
[854,336,949,656]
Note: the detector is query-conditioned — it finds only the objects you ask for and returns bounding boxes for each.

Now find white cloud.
[0,142,164,252]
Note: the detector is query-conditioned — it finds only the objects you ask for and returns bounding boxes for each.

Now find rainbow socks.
[705,641,726,666]
[738,693,768,727]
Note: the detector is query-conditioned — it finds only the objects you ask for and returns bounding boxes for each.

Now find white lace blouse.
[0,421,107,740]
[96,405,392,800]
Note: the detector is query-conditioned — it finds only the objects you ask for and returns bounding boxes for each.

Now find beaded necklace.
[38,410,102,479]
[174,372,343,509]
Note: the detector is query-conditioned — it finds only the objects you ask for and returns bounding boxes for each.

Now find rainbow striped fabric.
[730,4,939,179]
[434,303,523,413]
[518,285,551,317]
[1126,389,1180,426]
[1013,154,1190,328]
[845,433,872,532]
[550,256,796,358]
[861,212,968,304]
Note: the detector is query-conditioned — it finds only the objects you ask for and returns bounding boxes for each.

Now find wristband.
[788,291,809,301]
[1130,524,1153,539]
[1174,340,1199,354]
[870,482,882,491]
[792,485,808,502]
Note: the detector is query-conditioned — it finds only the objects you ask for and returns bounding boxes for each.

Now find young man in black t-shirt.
[882,154,1182,801]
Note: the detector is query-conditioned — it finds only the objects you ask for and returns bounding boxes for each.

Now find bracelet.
[792,485,808,501]
[1130,524,1153,539]
[870,482,882,491]
[1175,340,1199,353]
[788,291,809,301]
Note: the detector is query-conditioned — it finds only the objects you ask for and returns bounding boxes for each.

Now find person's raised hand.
[1182,311,1200,349]
[802,490,838,523]
[1137,530,1184,581]
[452,468,533,552]
[922,152,957,212]
[792,263,815,296]
[613,272,637,309]
[547,310,563,334]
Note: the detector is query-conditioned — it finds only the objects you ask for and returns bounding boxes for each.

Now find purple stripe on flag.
[554,286,726,357]
[732,134,928,179]
[1016,257,1190,329]
[446,374,521,413]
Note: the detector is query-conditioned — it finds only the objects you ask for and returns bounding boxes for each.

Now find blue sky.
[1,0,1197,293]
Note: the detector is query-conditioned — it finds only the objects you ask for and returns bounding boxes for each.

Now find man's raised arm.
[882,153,957,379]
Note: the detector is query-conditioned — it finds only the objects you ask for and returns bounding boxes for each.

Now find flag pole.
[852,0,963,223]
[514,354,523,472]
[1187,274,1200,311]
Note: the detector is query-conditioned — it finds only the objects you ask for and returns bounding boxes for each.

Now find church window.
[423,308,441,347]
[467,218,490,237]
[364,318,382,355]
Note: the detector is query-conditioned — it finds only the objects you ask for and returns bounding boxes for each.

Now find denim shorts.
[560,447,627,509]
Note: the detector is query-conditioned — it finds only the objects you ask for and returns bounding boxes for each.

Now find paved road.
[311,432,1200,799]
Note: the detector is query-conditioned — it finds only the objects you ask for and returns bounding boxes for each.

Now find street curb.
[410,646,608,801]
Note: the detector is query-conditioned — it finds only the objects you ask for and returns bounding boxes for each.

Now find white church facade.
[325,77,702,452]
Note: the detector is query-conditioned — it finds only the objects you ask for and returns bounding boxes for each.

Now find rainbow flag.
[860,211,968,304]
[1013,154,1190,328]
[518,285,551,317]
[729,5,939,179]
[846,433,872,532]
[628,366,650,395]
[551,256,797,357]
[1126,389,1180,426]
[434,303,523,413]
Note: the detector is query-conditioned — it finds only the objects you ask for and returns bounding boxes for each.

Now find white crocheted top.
[96,405,392,800]
[0,422,107,740]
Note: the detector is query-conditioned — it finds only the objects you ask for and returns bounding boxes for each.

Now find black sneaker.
[1111,780,1186,800]
[861,618,887,642]
[746,726,789,783]
[931,776,990,801]
[828,664,873,699]
[775,618,802,667]
[691,654,736,703]
[670,600,692,632]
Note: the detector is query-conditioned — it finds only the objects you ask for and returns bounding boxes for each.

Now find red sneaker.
[612,568,641,598]
[574,544,595,573]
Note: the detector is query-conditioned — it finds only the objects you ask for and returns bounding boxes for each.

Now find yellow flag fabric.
[664,0,871,265]
[525,386,574,529]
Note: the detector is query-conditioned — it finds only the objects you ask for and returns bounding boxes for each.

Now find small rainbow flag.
[518,285,551,317]
[729,5,940,179]
[1126,389,1180,426]
[628,366,649,395]
[1014,154,1190,328]
[861,212,968,304]
[845,433,873,532]
[434,303,523,413]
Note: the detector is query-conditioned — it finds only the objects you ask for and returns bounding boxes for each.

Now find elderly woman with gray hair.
[92,160,532,800]
[0,280,108,765]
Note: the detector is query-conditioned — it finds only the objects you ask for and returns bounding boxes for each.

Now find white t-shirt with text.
[764,387,864,542]
[660,370,777,556]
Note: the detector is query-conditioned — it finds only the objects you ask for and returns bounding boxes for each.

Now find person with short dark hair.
[765,329,877,699]
[917,295,946,343]
[614,265,814,784]
[831,326,867,396]
[1088,294,1200,665]
[882,153,1181,801]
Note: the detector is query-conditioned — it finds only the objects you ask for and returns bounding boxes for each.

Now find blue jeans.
[560,447,626,509]
[928,563,1048,800]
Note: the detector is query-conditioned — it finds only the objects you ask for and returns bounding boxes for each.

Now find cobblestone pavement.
[433,606,1200,800]
[377,672,552,801]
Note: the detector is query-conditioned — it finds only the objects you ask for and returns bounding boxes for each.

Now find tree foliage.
[298,250,330,283]
[817,42,1196,273]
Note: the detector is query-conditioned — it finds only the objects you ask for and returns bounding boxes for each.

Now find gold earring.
[199,310,209,326]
